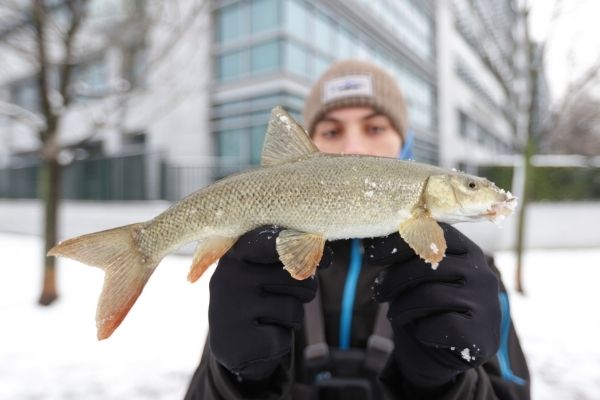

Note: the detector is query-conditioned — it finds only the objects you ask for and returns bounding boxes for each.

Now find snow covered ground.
[1,233,210,400]
[1,232,599,399]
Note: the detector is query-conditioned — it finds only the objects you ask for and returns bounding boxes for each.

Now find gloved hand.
[208,226,332,381]
[365,223,501,388]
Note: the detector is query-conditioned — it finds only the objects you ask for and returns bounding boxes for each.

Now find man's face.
[311,106,403,158]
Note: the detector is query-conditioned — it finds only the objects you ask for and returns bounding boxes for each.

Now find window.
[218,4,245,43]
[250,125,267,164]
[285,0,308,38]
[459,111,469,138]
[251,0,280,33]
[214,94,304,169]
[123,132,146,150]
[336,27,354,59]
[219,128,244,160]
[251,40,280,74]
[73,57,107,95]
[314,12,332,53]
[285,41,309,78]
[219,50,247,81]
[123,45,146,88]
[10,78,39,112]
[313,55,330,79]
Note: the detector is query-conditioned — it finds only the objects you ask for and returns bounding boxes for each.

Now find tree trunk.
[38,158,61,306]
[514,137,534,294]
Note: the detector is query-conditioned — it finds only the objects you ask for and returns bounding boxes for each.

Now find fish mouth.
[480,196,518,223]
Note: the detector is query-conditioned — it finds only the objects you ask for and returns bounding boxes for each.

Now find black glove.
[208,226,332,381]
[365,223,501,388]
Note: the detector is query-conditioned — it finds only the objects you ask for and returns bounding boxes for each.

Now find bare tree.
[0,0,208,305]
[465,0,600,293]
[547,92,600,156]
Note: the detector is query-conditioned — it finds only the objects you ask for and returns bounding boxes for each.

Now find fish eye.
[467,180,478,190]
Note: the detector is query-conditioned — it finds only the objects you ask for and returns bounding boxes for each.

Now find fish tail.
[48,222,160,340]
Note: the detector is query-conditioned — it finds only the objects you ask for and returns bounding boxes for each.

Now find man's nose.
[342,129,370,155]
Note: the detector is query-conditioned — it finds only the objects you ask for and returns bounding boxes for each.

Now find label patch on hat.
[322,75,373,103]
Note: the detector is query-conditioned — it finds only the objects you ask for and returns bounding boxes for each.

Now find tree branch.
[59,0,88,109]
[32,0,54,142]
[557,56,600,116]
[145,0,208,70]
[0,100,46,131]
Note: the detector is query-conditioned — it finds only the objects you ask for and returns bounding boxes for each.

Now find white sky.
[529,0,600,101]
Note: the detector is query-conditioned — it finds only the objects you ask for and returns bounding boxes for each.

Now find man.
[185,60,530,399]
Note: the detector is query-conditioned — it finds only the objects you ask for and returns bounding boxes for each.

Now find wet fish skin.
[48,106,516,340]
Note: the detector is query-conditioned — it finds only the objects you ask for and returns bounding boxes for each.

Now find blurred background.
[0,0,599,399]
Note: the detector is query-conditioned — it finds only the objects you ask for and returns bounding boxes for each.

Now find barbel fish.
[49,106,517,340]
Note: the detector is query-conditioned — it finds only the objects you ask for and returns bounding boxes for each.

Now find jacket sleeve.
[184,337,296,400]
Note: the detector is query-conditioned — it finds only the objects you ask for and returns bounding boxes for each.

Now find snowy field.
[1,233,210,400]
[1,232,600,399]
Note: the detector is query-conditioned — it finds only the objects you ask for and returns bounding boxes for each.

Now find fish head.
[425,173,518,224]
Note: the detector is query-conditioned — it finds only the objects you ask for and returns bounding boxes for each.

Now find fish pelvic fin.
[188,236,237,282]
[399,213,447,269]
[48,223,159,340]
[276,229,325,280]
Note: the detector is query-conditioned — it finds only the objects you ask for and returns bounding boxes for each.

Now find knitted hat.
[303,59,408,140]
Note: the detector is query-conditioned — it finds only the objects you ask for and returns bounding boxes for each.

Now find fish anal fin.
[188,237,237,282]
[276,230,325,280]
[261,106,320,167]
[399,214,447,268]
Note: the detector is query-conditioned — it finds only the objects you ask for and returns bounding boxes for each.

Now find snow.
[2,202,600,398]
[1,233,210,400]
[495,249,600,399]
[461,348,472,362]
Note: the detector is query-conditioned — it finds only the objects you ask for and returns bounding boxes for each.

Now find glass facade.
[218,4,245,43]
[212,92,305,172]
[251,40,280,73]
[213,0,437,166]
[458,110,513,154]
[355,0,434,60]
[251,0,280,33]
[72,56,107,98]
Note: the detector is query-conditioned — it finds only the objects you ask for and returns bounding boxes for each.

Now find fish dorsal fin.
[261,106,320,167]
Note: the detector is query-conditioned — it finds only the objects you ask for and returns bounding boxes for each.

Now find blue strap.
[337,132,411,349]
[338,239,363,349]
[497,292,526,385]
[399,129,415,160]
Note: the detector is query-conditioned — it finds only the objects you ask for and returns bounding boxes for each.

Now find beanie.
[302,59,408,140]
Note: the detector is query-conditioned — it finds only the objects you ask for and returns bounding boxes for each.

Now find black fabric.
[364,223,502,388]
[185,233,530,400]
[483,258,531,400]
[208,226,332,381]
[317,240,386,348]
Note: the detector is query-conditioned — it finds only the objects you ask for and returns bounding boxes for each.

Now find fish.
[48,106,517,340]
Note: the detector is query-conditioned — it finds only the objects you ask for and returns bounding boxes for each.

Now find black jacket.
[185,239,530,400]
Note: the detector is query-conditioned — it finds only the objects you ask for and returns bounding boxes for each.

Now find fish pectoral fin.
[276,229,325,280]
[188,236,237,282]
[399,215,447,268]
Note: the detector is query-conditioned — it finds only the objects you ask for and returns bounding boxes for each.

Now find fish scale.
[48,107,516,340]
[142,154,440,257]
